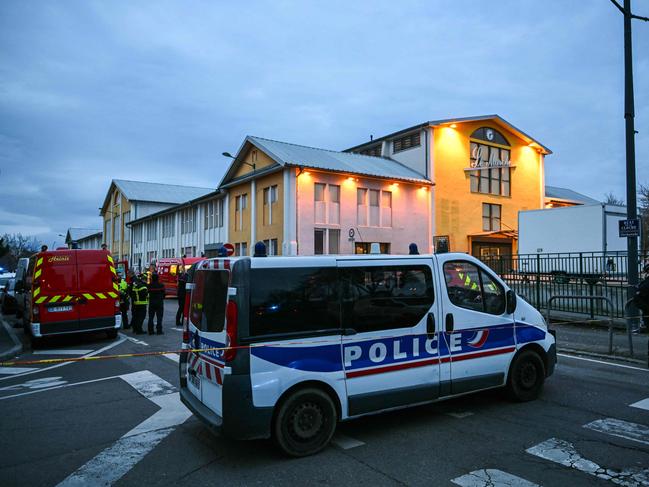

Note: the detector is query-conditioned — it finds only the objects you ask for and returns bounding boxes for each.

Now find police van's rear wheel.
[274,388,337,457]
[507,350,545,402]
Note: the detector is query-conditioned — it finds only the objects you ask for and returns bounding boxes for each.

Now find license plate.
[49,305,73,313]
[189,372,201,390]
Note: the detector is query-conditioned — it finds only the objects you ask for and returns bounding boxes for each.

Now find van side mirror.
[506,290,517,315]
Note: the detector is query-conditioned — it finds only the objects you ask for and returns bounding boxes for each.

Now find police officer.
[175,266,187,327]
[130,275,148,335]
[118,275,130,329]
[147,273,165,335]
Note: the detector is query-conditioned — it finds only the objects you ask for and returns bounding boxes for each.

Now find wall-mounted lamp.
[449,123,457,129]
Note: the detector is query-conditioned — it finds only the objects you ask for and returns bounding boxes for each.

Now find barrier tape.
[1,314,646,368]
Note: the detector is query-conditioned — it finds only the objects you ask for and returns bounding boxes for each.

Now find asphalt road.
[1,301,648,487]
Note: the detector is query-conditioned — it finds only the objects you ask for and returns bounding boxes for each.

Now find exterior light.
[347,177,355,181]
[303,171,310,176]
[450,123,457,129]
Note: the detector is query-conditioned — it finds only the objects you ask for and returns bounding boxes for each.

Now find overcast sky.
[1,0,648,247]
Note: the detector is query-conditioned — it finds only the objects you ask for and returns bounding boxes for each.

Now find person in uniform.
[176,266,187,327]
[118,275,130,329]
[147,273,165,335]
[130,275,148,335]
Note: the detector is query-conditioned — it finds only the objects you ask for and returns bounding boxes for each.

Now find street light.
[609,0,648,336]
[222,152,256,171]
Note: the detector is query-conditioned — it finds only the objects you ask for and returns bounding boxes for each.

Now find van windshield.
[191,270,229,332]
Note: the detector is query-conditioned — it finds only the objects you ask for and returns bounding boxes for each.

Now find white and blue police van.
[179,253,556,457]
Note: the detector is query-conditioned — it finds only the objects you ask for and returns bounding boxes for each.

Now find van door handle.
[426,313,436,336]
[445,313,454,333]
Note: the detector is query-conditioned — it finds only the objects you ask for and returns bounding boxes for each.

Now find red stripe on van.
[346,357,441,378]
[447,346,516,363]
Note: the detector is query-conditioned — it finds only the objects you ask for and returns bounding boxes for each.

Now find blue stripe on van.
[252,343,343,372]
[515,324,546,344]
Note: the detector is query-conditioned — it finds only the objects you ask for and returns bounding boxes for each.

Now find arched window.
[469,127,511,197]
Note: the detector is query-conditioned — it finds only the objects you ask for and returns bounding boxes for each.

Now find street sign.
[223,243,235,256]
[618,219,640,238]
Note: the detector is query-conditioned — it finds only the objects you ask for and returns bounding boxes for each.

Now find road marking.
[57,371,191,487]
[163,353,179,363]
[0,336,126,382]
[171,327,182,332]
[451,469,539,487]
[331,433,365,450]
[630,398,649,411]
[0,366,37,375]
[0,375,119,400]
[447,412,474,419]
[33,349,93,355]
[119,333,149,346]
[558,353,649,372]
[584,418,649,446]
[526,438,649,486]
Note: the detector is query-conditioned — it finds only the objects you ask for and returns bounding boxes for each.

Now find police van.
[179,253,556,457]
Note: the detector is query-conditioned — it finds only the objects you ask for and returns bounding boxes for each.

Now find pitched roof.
[346,114,552,155]
[545,185,600,205]
[101,179,214,213]
[221,136,432,186]
[66,228,101,242]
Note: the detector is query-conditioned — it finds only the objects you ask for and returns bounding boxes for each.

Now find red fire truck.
[156,257,204,298]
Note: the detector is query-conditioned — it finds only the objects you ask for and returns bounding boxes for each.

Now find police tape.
[1,314,645,368]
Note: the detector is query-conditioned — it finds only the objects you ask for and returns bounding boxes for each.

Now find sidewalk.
[0,314,23,362]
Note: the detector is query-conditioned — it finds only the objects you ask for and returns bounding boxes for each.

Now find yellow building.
[348,115,552,257]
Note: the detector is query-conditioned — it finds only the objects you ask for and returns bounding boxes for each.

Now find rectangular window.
[216,199,224,227]
[146,220,157,241]
[329,185,340,225]
[133,226,143,244]
[190,270,229,332]
[104,221,111,245]
[235,194,247,231]
[341,265,434,332]
[249,267,340,338]
[392,132,421,153]
[262,238,279,256]
[359,144,382,157]
[314,228,339,255]
[235,242,248,256]
[470,144,511,196]
[314,183,326,224]
[204,201,214,229]
[123,212,130,241]
[183,246,195,257]
[314,228,325,255]
[146,250,157,265]
[113,215,121,242]
[443,261,505,315]
[482,203,501,231]
[369,189,380,226]
[354,242,391,254]
[328,229,340,254]
[357,188,368,226]
[381,191,392,227]
[263,185,278,226]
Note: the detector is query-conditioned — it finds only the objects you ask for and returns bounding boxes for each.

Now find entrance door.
[340,258,439,416]
[437,255,516,395]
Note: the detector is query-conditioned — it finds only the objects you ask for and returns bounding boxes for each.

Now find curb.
[558,346,647,367]
[0,316,23,362]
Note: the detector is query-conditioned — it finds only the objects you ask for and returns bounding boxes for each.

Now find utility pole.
[610,0,648,336]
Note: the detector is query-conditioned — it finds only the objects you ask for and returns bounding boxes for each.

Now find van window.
[443,261,505,315]
[191,270,229,332]
[342,265,434,333]
[250,267,339,337]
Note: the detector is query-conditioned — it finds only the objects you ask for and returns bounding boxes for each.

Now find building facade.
[65,228,102,249]
[100,179,213,262]
[128,191,228,270]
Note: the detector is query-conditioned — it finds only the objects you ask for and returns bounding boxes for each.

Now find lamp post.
[222,152,256,171]
[609,0,648,337]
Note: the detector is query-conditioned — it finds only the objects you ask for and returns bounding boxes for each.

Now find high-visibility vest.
[133,285,148,306]
[119,280,128,292]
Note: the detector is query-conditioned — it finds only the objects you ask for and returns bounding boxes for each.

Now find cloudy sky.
[1,0,648,247]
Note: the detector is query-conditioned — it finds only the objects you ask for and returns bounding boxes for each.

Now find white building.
[65,228,103,249]
[128,190,228,270]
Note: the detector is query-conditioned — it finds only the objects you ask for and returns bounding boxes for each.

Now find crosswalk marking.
[451,469,540,487]
[526,438,649,487]
[33,349,93,355]
[331,433,365,450]
[630,398,649,412]
[447,411,474,419]
[0,367,37,375]
[163,353,179,363]
[584,418,649,446]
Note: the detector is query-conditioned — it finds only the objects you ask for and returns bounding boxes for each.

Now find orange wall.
[433,122,544,253]
[255,171,284,253]
[228,182,251,249]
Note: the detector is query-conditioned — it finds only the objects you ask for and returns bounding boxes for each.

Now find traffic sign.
[223,243,235,256]
[618,219,640,238]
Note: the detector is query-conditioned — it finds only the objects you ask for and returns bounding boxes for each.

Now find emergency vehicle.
[179,253,556,457]
[15,249,122,342]
[157,257,203,297]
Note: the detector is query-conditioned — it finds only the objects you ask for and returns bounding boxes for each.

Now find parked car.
[1,277,17,315]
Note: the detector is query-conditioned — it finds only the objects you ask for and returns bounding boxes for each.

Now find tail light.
[33,305,39,317]
[182,329,190,345]
[114,299,120,314]
[223,300,238,362]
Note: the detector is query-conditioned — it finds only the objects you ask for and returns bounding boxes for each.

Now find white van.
[179,253,556,457]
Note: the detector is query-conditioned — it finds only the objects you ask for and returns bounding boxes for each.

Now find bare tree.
[604,192,625,205]
[639,183,649,254]
[0,233,41,271]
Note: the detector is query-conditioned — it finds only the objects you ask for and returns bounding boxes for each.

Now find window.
[443,261,505,315]
[123,211,130,241]
[113,215,120,242]
[354,242,390,254]
[341,265,434,332]
[182,246,195,257]
[469,141,511,197]
[393,132,421,153]
[204,201,214,229]
[146,250,157,265]
[235,194,247,231]
[314,183,339,225]
[104,221,111,245]
[314,229,340,255]
[205,199,224,229]
[146,220,157,241]
[235,242,248,256]
[181,208,197,234]
[357,188,392,227]
[162,249,174,258]
[162,214,175,238]
[249,267,340,337]
[190,270,229,333]
[482,203,501,231]
[262,238,279,256]
[133,225,143,244]
[263,185,278,225]
[359,144,382,157]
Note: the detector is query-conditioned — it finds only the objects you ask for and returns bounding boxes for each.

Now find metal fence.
[480,251,649,320]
